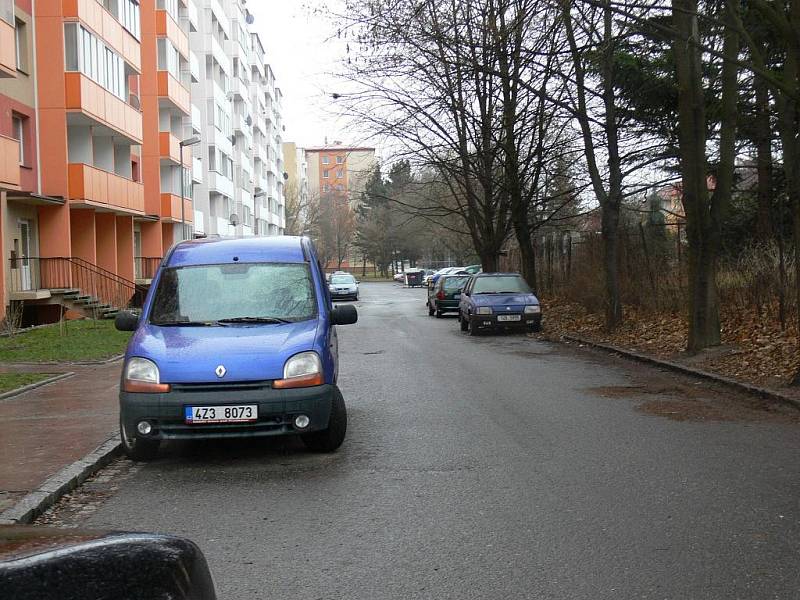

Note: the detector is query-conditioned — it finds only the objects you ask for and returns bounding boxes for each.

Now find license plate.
[185,405,258,424]
[497,314,521,322]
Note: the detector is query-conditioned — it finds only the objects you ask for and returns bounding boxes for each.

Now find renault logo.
[215,365,227,378]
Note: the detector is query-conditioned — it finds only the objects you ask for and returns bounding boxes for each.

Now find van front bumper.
[120,382,336,441]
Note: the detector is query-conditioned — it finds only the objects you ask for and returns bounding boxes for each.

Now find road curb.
[0,372,75,402]
[560,334,800,412]
[0,433,122,525]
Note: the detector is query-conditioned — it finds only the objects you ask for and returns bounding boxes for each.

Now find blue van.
[114,236,357,460]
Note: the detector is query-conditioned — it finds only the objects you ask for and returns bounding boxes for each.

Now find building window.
[157,38,180,79]
[64,24,127,101]
[336,169,343,179]
[323,184,330,192]
[14,19,27,72]
[323,169,329,178]
[11,115,25,164]
[208,146,216,172]
[335,184,344,192]
[321,156,330,165]
[336,156,344,164]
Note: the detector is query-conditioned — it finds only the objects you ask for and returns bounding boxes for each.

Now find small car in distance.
[114,236,358,460]
[427,274,470,317]
[458,273,542,336]
[329,272,359,301]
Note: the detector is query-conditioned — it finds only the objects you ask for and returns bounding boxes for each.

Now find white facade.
[189,0,285,237]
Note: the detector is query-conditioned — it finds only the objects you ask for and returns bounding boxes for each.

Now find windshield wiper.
[217,316,292,325]
[152,320,219,327]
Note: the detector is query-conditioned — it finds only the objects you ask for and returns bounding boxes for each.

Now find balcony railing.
[134,256,161,280]
[157,71,190,115]
[0,134,20,190]
[65,73,143,143]
[68,163,145,213]
[0,13,15,77]
[8,256,146,309]
[160,193,193,223]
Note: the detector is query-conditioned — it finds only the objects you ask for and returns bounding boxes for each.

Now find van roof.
[166,236,308,267]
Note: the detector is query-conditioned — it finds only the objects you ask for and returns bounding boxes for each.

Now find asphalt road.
[59,282,800,599]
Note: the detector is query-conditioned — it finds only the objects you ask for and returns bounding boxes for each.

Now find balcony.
[160,193,193,223]
[191,103,202,135]
[65,73,142,143]
[68,163,144,214]
[0,134,20,190]
[156,9,188,59]
[159,131,191,164]
[189,50,200,83]
[185,0,199,32]
[0,15,14,77]
[63,0,140,72]
[207,171,234,198]
[157,71,190,115]
[215,217,233,237]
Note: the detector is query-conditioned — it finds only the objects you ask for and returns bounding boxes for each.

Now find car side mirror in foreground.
[331,304,358,325]
[0,527,217,600]
[115,310,139,332]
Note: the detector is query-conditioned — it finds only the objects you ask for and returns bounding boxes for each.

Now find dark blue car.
[457,273,542,336]
[114,236,357,460]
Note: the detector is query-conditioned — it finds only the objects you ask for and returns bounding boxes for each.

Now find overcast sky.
[245,1,369,150]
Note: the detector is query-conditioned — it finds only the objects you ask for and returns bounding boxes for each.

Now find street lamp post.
[179,136,201,240]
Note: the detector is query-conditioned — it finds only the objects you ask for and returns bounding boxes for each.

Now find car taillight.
[436,290,445,300]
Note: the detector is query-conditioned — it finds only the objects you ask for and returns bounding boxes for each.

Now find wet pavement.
[34,283,800,599]
[0,362,121,511]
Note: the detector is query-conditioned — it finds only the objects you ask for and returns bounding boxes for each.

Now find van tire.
[302,388,347,453]
[120,417,159,461]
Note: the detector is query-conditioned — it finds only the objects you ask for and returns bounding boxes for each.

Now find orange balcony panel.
[156,10,189,59]
[158,131,191,163]
[160,193,193,223]
[68,163,144,214]
[65,72,143,143]
[0,135,20,190]
[0,19,15,77]
[63,0,141,72]
[157,71,190,116]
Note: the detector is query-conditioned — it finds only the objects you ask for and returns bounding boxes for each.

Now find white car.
[329,273,359,301]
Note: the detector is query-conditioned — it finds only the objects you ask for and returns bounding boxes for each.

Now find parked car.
[404,268,426,287]
[427,274,470,317]
[393,272,406,282]
[457,273,541,336]
[329,272,359,301]
[0,527,217,600]
[114,236,358,460]
[464,264,482,274]
[429,266,466,286]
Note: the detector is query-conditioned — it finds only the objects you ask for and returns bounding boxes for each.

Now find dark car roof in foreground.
[472,272,522,277]
[166,236,308,267]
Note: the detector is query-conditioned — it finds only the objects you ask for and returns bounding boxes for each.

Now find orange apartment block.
[0,0,194,324]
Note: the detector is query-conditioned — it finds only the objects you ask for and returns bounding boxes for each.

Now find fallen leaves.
[543,297,800,391]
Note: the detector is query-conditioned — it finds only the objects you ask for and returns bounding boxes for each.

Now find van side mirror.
[115,310,139,332]
[331,305,357,325]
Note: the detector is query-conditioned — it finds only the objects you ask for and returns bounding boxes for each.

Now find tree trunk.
[601,208,623,328]
[754,77,773,242]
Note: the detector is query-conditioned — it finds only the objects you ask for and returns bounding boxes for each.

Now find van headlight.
[273,351,324,389]
[123,357,169,393]
[476,307,492,315]
[524,305,541,314]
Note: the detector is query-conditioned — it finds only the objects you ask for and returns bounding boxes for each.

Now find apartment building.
[282,141,308,236]
[0,0,286,323]
[304,143,376,209]
[189,0,285,239]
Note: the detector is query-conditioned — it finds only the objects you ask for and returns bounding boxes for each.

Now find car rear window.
[472,276,532,294]
[442,276,469,291]
[331,275,355,284]
[149,263,317,324]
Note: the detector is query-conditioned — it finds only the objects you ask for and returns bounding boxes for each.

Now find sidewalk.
[0,360,122,516]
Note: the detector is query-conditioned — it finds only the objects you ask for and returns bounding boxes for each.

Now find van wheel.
[120,417,159,461]
[302,388,347,453]
[459,311,468,331]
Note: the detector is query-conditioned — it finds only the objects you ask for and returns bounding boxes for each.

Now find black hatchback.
[427,274,470,317]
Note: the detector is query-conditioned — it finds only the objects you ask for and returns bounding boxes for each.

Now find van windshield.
[149,263,317,325]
